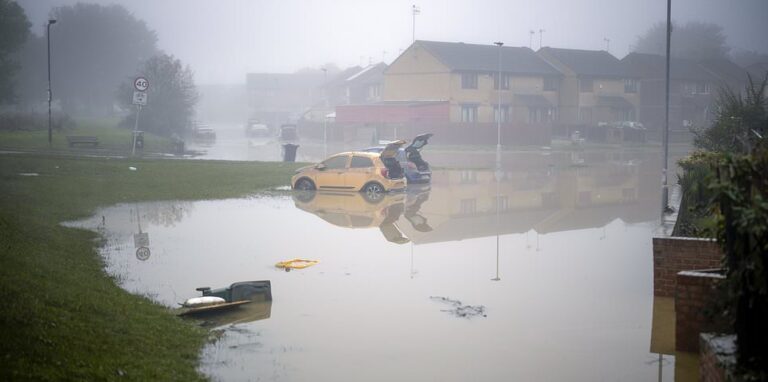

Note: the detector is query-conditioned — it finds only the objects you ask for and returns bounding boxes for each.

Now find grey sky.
[18,0,768,84]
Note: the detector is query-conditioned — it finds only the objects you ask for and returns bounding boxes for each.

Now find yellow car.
[291,141,407,198]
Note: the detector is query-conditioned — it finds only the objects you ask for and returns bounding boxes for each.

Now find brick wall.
[675,271,727,352]
[652,237,723,297]
[700,333,736,382]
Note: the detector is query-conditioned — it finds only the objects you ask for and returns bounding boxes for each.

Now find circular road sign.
[136,246,151,261]
[134,77,149,92]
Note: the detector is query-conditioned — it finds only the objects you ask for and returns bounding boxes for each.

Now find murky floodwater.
[67,148,692,381]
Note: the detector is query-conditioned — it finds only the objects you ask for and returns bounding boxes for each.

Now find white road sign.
[132,91,147,106]
[134,77,149,92]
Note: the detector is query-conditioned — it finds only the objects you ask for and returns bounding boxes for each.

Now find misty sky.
[18,0,768,85]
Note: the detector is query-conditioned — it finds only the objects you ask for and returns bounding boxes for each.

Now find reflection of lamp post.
[47,19,57,148]
[493,164,503,281]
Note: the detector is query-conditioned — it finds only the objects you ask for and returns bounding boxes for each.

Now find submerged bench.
[66,135,99,147]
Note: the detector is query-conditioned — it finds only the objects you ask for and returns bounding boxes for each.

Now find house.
[621,53,722,140]
[336,40,563,145]
[537,47,641,141]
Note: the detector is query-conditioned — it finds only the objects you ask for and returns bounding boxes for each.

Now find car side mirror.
[315,163,326,170]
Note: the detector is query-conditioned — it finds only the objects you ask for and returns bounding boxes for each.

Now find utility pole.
[662,0,672,213]
[604,37,610,52]
[47,19,57,148]
[412,5,420,43]
[539,29,545,49]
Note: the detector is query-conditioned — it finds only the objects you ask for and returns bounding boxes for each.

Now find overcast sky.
[18,0,768,85]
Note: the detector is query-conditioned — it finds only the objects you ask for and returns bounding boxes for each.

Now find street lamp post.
[47,19,57,148]
[494,42,503,165]
[662,0,672,214]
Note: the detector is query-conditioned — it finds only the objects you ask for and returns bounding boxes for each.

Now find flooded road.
[68,149,690,381]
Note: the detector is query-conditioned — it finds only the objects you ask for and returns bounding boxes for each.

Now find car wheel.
[362,182,385,202]
[294,178,315,191]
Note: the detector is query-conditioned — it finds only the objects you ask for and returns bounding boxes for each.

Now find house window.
[459,170,477,184]
[494,105,509,123]
[543,77,558,91]
[460,104,478,123]
[696,82,711,94]
[493,73,510,90]
[459,198,477,215]
[528,107,556,123]
[579,78,594,92]
[368,85,380,99]
[495,196,509,211]
[624,79,638,93]
[461,73,478,89]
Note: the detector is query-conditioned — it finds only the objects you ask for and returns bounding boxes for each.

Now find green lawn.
[0,117,177,153]
[0,153,301,380]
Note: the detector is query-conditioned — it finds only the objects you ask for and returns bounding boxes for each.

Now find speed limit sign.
[134,77,149,92]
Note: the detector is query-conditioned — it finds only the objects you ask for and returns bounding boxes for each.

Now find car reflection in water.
[292,188,433,244]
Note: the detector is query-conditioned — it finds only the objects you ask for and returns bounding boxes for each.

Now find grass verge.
[0,153,301,380]
[0,117,176,153]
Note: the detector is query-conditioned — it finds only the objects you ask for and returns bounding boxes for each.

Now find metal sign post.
[131,77,149,156]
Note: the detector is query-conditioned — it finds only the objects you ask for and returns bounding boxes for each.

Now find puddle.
[65,150,691,381]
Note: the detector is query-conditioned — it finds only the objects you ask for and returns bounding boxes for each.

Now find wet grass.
[0,117,177,153]
[0,153,301,380]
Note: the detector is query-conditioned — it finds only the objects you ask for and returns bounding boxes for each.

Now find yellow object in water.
[275,259,320,269]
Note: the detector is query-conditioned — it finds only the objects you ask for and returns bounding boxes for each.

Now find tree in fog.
[632,21,730,61]
[49,3,158,115]
[0,0,31,104]
[118,54,198,137]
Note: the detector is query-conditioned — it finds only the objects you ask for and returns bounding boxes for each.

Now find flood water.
[68,147,692,381]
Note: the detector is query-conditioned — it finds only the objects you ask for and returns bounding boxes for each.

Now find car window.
[350,156,374,168]
[323,155,348,170]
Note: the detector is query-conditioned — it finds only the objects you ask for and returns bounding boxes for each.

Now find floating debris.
[430,296,486,318]
[18,173,39,176]
[275,259,319,270]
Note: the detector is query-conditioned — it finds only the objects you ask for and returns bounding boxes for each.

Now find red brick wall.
[652,237,723,297]
[675,271,726,352]
[700,333,736,382]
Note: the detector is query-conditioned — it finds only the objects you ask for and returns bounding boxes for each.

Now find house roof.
[538,47,630,78]
[698,59,749,86]
[416,40,561,76]
[346,62,387,85]
[621,52,716,82]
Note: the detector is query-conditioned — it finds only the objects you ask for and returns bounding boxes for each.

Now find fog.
[19,0,768,85]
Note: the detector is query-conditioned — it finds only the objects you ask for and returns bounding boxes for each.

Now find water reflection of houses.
[399,155,656,244]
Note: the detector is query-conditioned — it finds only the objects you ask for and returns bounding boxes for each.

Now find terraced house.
[336,40,562,145]
[537,47,641,141]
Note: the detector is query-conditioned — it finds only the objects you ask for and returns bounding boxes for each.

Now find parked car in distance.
[362,133,433,184]
[245,119,270,137]
[291,141,407,199]
[279,124,298,141]
[193,124,216,140]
